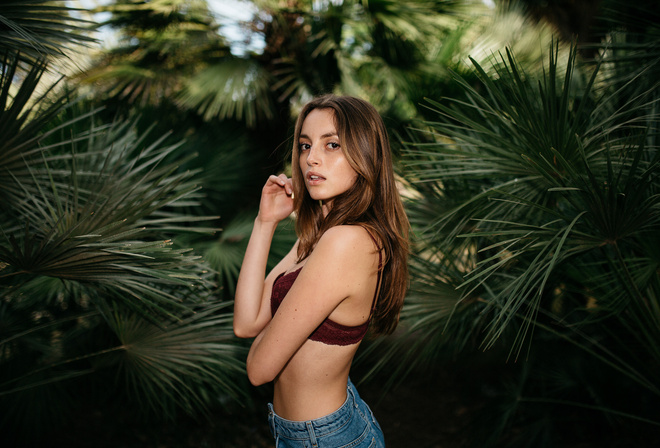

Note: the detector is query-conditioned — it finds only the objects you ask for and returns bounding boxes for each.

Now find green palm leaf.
[177,57,276,126]
[0,0,96,63]
[1,120,218,317]
[109,301,247,418]
[1,40,248,441]
[0,51,99,206]
[80,0,228,108]
[401,40,660,392]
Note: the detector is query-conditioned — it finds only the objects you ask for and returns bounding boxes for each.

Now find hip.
[268,378,385,448]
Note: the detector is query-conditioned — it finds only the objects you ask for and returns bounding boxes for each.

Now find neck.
[321,199,332,217]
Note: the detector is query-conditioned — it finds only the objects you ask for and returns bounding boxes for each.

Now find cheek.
[345,167,359,188]
[337,156,357,185]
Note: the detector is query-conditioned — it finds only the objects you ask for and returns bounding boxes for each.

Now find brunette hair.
[291,94,409,335]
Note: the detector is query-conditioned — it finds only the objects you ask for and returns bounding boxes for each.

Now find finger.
[275,174,294,195]
[268,174,286,187]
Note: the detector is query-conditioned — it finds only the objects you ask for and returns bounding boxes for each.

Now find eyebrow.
[299,132,339,140]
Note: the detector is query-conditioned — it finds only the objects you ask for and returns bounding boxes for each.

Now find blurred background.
[1,0,659,446]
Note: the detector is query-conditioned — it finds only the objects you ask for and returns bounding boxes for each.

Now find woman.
[233,94,409,447]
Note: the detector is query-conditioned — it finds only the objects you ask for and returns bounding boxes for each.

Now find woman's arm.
[246,225,374,385]
[233,174,294,338]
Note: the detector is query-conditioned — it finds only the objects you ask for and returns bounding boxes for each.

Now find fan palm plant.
[79,0,228,108]
[391,22,660,446]
[0,54,248,441]
[176,0,469,133]
[0,0,96,63]
[76,1,298,293]
[0,3,248,442]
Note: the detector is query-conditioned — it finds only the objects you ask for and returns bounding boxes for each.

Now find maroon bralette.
[270,240,382,346]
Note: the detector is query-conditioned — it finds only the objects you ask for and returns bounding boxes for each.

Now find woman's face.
[298,108,358,211]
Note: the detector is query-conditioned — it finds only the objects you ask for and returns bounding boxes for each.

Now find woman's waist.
[268,378,364,441]
[273,371,350,420]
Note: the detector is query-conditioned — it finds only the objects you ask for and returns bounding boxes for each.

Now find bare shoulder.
[315,225,376,260]
[320,224,373,243]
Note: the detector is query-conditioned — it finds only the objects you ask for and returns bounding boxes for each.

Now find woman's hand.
[258,174,294,223]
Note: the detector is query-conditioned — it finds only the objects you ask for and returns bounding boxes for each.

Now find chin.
[306,191,326,201]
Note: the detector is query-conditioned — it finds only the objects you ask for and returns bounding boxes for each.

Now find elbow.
[246,356,276,386]
[233,322,259,339]
[247,369,269,387]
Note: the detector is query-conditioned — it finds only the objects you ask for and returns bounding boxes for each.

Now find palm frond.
[401,39,660,397]
[176,58,276,127]
[1,117,219,317]
[0,51,98,206]
[0,0,97,63]
[109,301,247,418]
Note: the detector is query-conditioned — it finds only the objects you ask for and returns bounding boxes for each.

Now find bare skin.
[233,109,381,421]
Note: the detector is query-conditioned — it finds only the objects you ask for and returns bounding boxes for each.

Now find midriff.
[272,338,358,420]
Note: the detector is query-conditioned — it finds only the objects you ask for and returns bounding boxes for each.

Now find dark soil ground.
[27,368,474,448]
[21,360,660,447]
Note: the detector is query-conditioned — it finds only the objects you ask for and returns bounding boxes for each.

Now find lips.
[306,171,326,185]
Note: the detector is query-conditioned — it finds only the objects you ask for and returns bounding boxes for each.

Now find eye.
[327,142,341,150]
[299,142,311,151]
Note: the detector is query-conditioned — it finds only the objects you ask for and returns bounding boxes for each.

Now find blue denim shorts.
[267,378,385,447]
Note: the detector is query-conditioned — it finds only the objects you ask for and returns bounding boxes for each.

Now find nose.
[306,144,321,166]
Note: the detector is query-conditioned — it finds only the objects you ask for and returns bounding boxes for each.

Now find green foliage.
[177,57,276,127]
[108,301,246,419]
[0,48,246,442]
[0,0,97,63]
[82,0,230,108]
[391,34,660,446]
[10,0,659,445]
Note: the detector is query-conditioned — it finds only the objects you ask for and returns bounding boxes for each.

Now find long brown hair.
[291,94,409,335]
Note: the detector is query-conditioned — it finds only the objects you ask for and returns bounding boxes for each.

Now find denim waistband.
[268,378,359,441]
